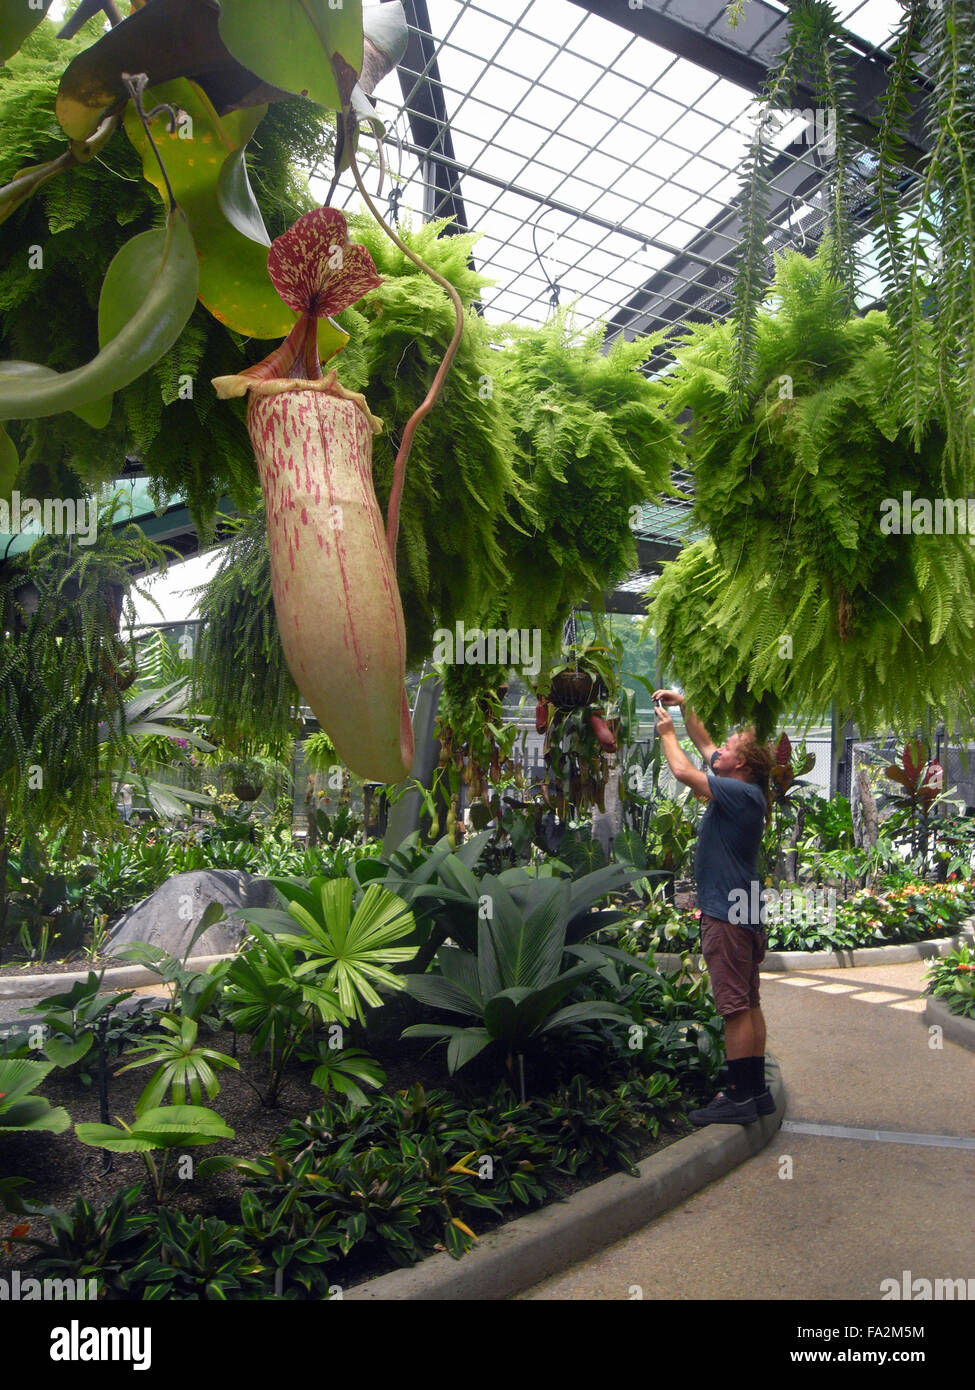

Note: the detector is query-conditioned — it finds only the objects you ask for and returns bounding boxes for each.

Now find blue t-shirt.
[694,772,767,928]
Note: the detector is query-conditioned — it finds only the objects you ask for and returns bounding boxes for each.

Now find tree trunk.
[591,756,621,859]
[857,768,878,848]
[774,803,805,882]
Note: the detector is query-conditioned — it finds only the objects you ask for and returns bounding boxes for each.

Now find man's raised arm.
[652,688,718,766]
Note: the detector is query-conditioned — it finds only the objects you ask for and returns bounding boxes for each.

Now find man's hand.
[652,688,685,708]
[654,703,675,736]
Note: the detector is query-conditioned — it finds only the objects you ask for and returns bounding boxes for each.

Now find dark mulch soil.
[0,1007,696,1292]
[0,953,118,977]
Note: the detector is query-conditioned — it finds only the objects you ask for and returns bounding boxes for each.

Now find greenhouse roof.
[317,0,921,344]
[5,0,924,604]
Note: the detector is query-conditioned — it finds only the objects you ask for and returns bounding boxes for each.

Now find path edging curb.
[652,922,975,975]
[0,954,230,1000]
[923,995,975,1054]
[344,1062,784,1301]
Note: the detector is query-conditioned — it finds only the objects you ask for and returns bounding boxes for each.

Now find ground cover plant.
[609,878,975,956]
[925,944,975,1021]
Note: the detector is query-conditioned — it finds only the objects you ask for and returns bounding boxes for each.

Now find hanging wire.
[386,111,407,225]
[531,211,564,318]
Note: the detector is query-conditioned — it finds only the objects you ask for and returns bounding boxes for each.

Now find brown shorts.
[700,913,766,1017]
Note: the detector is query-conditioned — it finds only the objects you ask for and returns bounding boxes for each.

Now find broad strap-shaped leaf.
[0,0,54,64]
[217,0,363,112]
[437,943,485,1012]
[0,209,198,422]
[479,875,570,990]
[400,1024,492,1076]
[566,863,646,939]
[482,961,603,1044]
[236,907,301,936]
[536,1000,634,1034]
[401,965,481,1018]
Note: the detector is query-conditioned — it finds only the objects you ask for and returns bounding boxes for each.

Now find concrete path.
[517,961,975,1300]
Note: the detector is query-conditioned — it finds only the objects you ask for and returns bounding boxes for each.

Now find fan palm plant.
[240,877,418,1024]
[0,1058,70,1134]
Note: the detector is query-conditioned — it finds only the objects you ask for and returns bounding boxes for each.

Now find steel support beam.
[395,0,470,232]
[568,0,930,159]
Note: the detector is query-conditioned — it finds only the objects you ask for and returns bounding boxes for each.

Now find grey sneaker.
[753,1087,775,1116]
[689,1090,758,1125]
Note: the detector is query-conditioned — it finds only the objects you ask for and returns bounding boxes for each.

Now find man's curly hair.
[737,727,777,824]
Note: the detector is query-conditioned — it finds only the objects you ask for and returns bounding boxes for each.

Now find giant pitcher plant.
[213,208,414,784]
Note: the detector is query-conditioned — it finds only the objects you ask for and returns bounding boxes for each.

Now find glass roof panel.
[314,0,915,345]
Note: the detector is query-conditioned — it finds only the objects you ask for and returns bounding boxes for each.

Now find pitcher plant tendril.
[345,128,466,568]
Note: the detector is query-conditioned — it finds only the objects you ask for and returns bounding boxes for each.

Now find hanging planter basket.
[232,783,264,803]
[548,670,606,711]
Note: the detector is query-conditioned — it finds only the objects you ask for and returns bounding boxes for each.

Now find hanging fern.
[648,249,975,740]
[0,492,178,839]
[726,0,859,421]
[873,0,975,482]
[189,511,303,754]
[489,309,681,659]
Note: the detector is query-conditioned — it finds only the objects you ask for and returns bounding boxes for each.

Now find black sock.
[748,1055,766,1094]
[726,1057,751,1099]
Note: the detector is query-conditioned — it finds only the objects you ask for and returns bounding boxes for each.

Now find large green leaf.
[482,962,602,1044]
[76,1105,233,1153]
[0,1056,56,1104]
[0,0,54,64]
[402,965,482,1018]
[480,875,570,990]
[123,79,348,348]
[55,0,288,143]
[217,0,363,111]
[0,209,197,421]
[400,1024,492,1075]
[0,363,112,428]
[536,1000,634,1034]
[0,1097,71,1133]
[0,153,68,227]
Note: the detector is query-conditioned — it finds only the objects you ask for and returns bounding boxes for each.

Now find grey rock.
[106,870,282,959]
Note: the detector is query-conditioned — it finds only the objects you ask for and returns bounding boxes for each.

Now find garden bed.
[0,1006,715,1297]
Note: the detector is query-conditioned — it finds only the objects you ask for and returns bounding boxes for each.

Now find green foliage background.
[0,20,335,533]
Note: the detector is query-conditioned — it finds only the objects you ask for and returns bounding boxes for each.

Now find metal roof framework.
[31,1,924,611]
[304,0,924,605]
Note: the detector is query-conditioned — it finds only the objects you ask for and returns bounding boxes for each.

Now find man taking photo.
[652,688,776,1124]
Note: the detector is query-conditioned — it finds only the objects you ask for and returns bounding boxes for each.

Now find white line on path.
[781,1120,975,1150]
